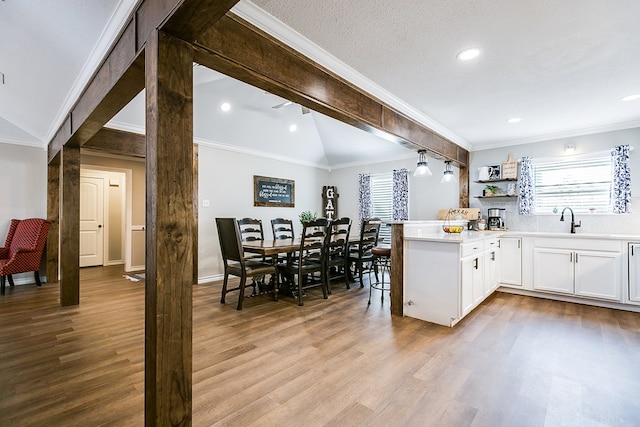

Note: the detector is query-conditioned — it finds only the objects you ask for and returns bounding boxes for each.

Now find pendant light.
[413,150,432,177]
[441,160,457,183]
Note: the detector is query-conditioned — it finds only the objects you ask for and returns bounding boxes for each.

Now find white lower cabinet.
[533,248,574,294]
[574,251,620,300]
[499,237,522,287]
[461,253,484,316]
[533,240,622,302]
[628,243,640,303]
[484,242,500,296]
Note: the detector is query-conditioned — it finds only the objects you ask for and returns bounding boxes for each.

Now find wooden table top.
[243,236,362,256]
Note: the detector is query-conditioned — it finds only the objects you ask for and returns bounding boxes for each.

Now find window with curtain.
[370,173,393,243]
[533,153,612,214]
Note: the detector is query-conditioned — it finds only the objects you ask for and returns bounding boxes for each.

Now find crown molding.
[0,135,45,149]
[44,0,140,146]
[232,1,469,150]
[472,119,640,151]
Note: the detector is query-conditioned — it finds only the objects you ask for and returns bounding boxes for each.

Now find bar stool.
[369,246,391,305]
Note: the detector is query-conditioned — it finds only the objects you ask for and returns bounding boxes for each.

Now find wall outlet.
[202,199,210,207]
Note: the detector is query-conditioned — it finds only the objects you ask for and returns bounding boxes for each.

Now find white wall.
[0,143,48,283]
[197,145,330,280]
[470,127,640,233]
[328,154,461,222]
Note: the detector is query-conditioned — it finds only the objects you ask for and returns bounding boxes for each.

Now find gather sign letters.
[322,186,339,220]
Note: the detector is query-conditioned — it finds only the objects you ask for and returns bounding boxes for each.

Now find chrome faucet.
[560,207,581,234]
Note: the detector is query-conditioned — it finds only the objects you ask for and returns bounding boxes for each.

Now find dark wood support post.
[59,145,80,306]
[46,153,60,284]
[193,143,199,286]
[145,30,194,425]
[390,223,404,316]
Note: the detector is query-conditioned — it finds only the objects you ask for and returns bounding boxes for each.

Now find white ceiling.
[2,0,639,164]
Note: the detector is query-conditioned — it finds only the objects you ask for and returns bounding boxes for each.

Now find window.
[370,173,393,243]
[533,153,611,214]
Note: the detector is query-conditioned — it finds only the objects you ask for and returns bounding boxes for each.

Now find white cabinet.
[499,237,522,287]
[533,248,574,294]
[403,235,499,327]
[628,243,640,303]
[484,239,500,295]
[532,239,622,302]
[574,251,620,300]
[461,253,484,316]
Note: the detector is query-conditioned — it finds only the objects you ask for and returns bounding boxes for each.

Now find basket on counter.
[442,209,464,233]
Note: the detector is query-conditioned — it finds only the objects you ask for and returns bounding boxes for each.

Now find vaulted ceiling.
[2,0,639,166]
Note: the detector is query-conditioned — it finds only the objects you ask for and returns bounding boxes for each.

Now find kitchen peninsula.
[389,222,640,327]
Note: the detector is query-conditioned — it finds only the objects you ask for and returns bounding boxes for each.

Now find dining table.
[242,236,362,297]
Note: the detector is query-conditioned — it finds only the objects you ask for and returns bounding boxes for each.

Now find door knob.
[98,225,102,228]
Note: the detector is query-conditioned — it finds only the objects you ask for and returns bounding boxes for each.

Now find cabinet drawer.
[484,238,500,252]
[462,241,484,258]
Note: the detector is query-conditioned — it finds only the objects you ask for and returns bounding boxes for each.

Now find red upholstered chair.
[0,218,51,295]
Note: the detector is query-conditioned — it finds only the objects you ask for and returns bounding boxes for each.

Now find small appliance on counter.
[487,208,506,230]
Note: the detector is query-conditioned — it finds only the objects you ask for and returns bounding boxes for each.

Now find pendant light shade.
[413,150,432,177]
[441,160,457,183]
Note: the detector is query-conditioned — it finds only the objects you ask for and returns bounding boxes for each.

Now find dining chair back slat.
[348,218,382,287]
[326,217,352,291]
[285,218,330,306]
[215,218,278,310]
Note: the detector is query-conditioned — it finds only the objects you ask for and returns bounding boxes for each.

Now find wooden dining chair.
[237,217,266,293]
[215,218,278,310]
[325,217,352,293]
[348,218,382,288]
[271,218,294,240]
[284,218,330,306]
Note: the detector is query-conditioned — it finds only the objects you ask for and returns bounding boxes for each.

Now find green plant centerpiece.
[484,185,499,196]
[299,210,318,224]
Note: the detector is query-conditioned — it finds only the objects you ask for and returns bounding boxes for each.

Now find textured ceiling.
[249,0,640,149]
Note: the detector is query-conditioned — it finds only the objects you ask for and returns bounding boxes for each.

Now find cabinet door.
[574,250,621,301]
[484,249,499,295]
[629,244,640,303]
[462,255,484,316]
[500,237,522,286]
[533,248,574,294]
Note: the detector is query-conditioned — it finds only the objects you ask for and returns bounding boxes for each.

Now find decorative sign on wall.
[254,175,295,207]
[322,185,339,219]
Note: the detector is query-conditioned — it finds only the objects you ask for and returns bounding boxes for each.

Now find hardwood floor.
[1,265,640,426]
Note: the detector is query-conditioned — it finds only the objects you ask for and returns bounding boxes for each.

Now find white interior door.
[80,176,105,267]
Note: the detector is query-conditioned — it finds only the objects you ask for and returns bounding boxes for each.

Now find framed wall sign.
[253,175,295,207]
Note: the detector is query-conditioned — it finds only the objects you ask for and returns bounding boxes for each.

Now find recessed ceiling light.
[289,124,297,132]
[621,94,640,102]
[507,117,522,124]
[220,102,231,112]
[457,48,480,61]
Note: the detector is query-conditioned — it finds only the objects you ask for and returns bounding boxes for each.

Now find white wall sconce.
[441,161,457,183]
[413,150,432,177]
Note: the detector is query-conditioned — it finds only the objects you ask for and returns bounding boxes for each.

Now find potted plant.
[299,210,318,224]
[484,185,499,197]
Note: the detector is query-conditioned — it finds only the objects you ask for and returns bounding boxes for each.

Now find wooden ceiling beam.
[83,127,145,158]
[194,14,469,167]
[47,0,240,163]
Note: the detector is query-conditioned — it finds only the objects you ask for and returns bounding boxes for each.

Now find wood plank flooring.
[1,265,640,426]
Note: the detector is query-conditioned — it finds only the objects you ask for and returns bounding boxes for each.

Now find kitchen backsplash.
[470,196,640,235]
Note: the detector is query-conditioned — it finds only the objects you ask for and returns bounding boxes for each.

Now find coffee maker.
[488,208,506,230]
